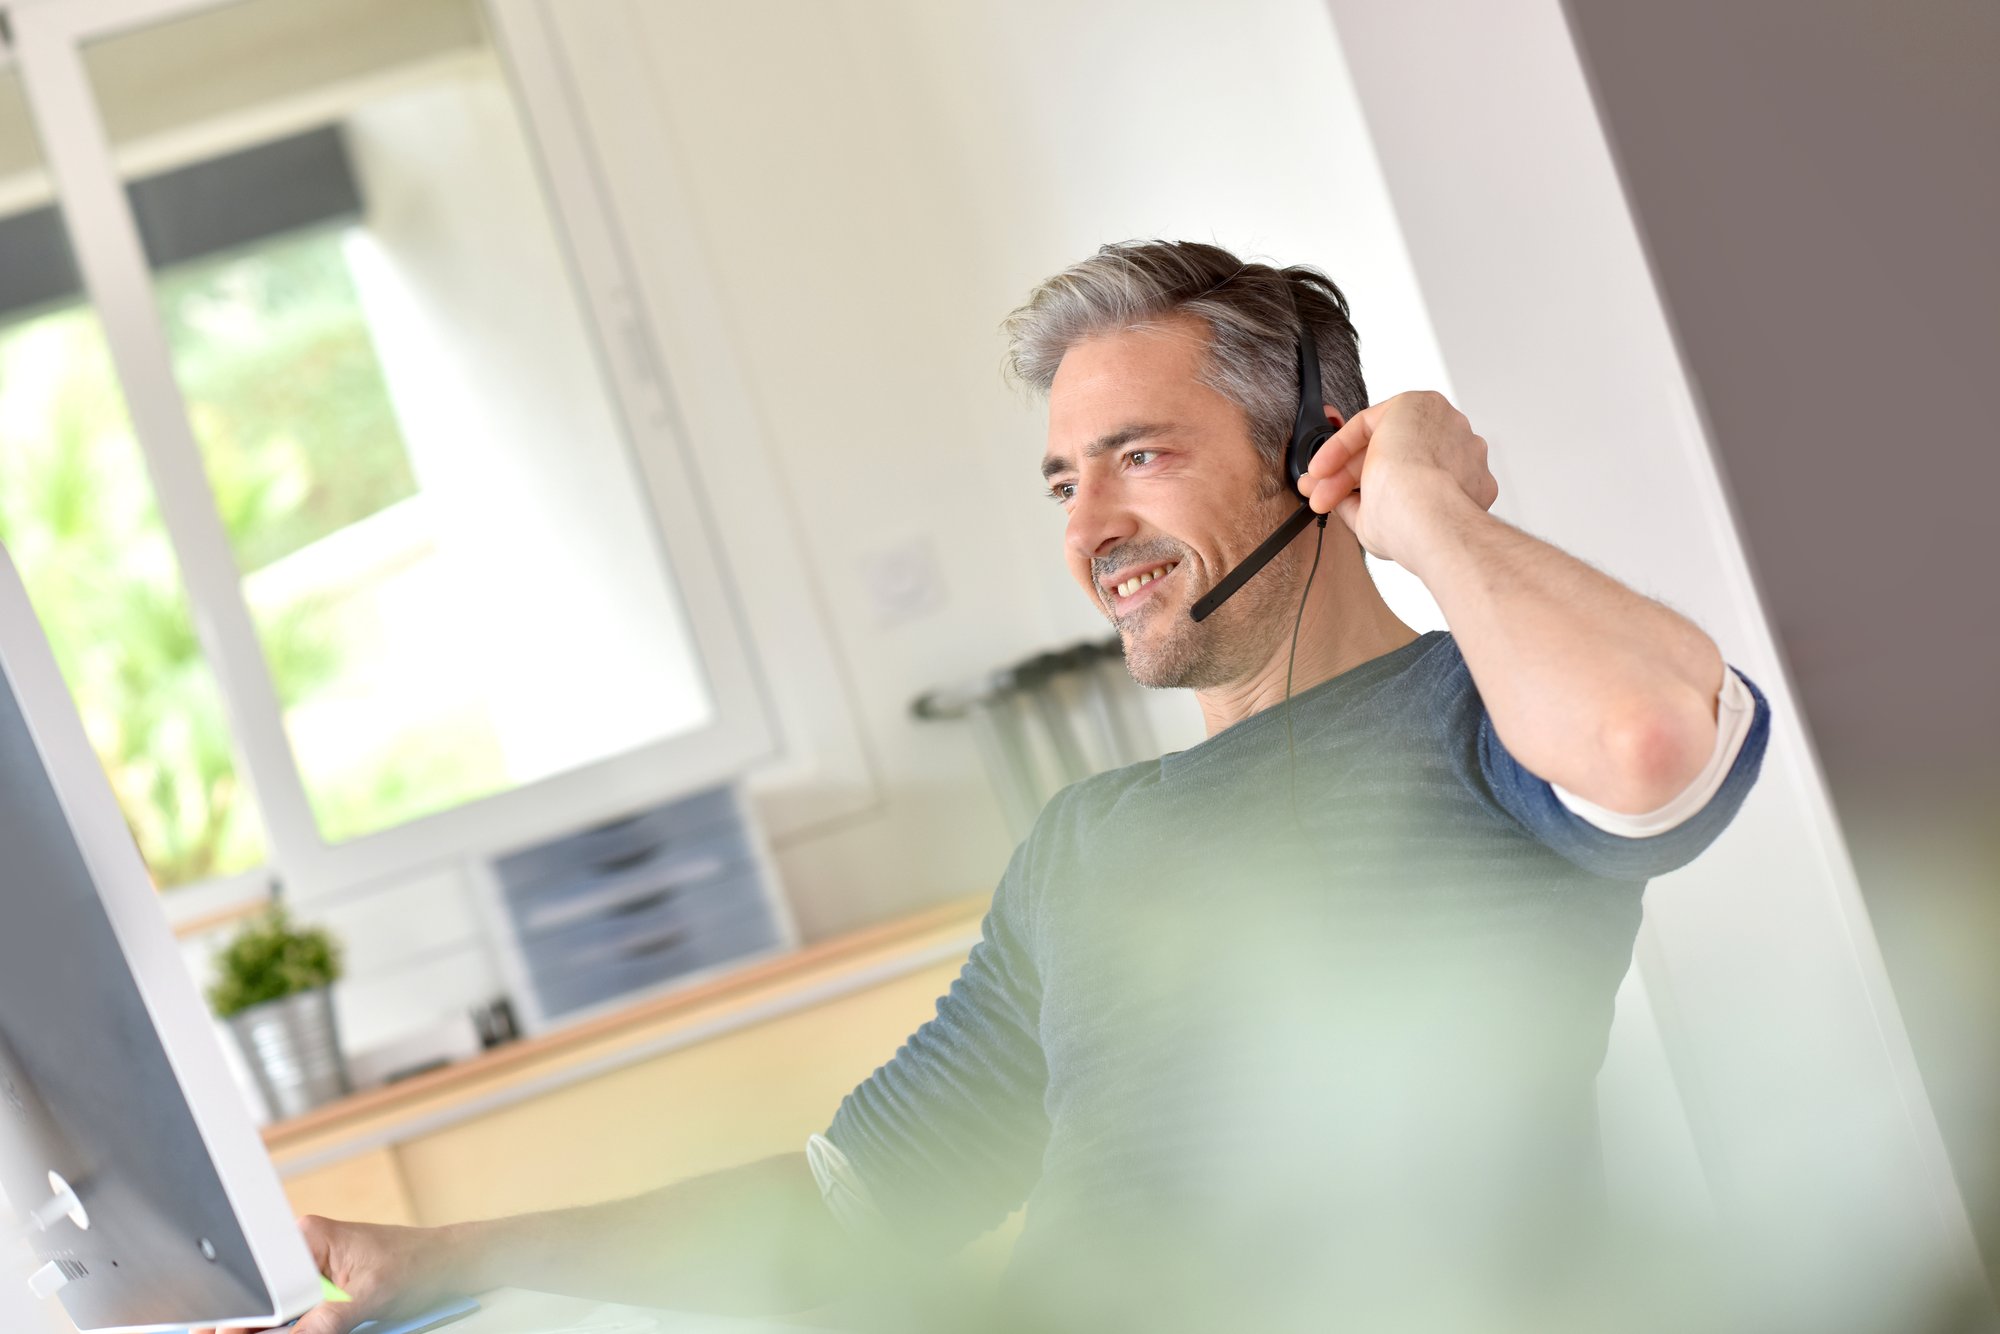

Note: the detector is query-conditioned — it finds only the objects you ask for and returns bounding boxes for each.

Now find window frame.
[5,0,777,919]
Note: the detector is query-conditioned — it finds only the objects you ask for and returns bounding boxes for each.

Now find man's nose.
[1065,483,1139,565]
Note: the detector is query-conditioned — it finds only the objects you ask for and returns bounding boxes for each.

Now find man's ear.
[1322,405,1344,432]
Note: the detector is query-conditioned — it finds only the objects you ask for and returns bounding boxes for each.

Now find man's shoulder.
[1034,754,1161,835]
[1285,627,1467,734]
[1370,626,1464,690]
[1014,629,1475,841]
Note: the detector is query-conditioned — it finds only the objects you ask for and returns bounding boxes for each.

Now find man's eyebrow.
[1040,422,1174,481]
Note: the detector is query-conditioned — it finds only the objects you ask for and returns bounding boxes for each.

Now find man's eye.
[1048,481,1076,503]
[1124,449,1157,468]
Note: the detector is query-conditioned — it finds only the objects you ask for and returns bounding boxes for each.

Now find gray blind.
[0,123,361,323]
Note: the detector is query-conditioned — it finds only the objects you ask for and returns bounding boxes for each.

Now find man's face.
[1041,317,1308,689]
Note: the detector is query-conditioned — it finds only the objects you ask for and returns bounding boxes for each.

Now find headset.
[1187,323,1336,622]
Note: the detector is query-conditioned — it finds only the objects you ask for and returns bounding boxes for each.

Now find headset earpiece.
[1287,325,1334,490]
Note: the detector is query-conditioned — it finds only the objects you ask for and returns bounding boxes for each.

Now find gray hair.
[1002,240,1368,476]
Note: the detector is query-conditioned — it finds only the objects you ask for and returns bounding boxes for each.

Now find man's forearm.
[1402,488,1725,814]
[434,1151,857,1316]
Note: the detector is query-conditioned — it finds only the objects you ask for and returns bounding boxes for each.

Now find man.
[207,241,1767,1334]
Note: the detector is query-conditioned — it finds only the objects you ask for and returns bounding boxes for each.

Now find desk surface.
[441,1288,817,1333]
[150,1291,809,1334]
[265,896,988,1176]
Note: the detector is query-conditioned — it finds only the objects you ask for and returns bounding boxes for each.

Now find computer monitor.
[0,542,322,1333]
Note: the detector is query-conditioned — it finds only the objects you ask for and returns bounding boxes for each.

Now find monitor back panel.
[0,651,267,1331]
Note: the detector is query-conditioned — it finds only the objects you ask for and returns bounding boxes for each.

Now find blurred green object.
[206,904,344,1020]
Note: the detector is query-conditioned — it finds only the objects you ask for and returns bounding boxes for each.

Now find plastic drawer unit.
[474,785,794,1031]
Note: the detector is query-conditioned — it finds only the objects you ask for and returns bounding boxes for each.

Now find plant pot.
[225,985,351,1121]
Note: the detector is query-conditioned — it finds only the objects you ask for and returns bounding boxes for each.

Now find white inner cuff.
[806,1132,887,1239]
[1551,666,1755,838]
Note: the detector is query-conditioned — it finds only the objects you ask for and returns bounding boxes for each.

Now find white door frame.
[1321,0,1985,1318]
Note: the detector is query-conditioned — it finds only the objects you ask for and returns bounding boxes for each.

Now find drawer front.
[520,869,768,979]
[507,828,755,935]
[486,785,786,1027]
[531,907,782,1019]
[492,787,739,895]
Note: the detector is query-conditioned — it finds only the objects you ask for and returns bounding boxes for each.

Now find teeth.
[1114,562,1177,598]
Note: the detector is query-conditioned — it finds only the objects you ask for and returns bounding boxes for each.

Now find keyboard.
[352,1296,483,1334]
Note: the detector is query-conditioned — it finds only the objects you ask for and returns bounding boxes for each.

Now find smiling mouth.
[1106,560,1180,612]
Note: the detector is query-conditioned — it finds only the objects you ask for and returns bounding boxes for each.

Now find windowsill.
[164,868,277,938]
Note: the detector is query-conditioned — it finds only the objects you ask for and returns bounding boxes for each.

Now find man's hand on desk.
[193,1214,468,1334]
[196,1153,861,1332]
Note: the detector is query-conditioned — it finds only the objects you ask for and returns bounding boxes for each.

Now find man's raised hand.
[1298,390,1499,568]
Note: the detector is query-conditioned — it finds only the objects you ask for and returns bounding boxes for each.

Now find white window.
[1,0,771,917]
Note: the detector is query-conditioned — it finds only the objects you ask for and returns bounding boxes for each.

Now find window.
[0,65,270,890]
[4,0,770,908]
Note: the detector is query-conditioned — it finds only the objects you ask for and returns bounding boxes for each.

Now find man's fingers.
[1305,476,1345,514]
[1333,493,1366,545]
[297,1215,336,1270]
[295,1303,369,1334]
[1301,431,1361,483]
[1304,449,1364,514]
[1301,408,1376,481]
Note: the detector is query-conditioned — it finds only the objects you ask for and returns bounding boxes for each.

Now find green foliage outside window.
[0,310,271,885]
[161,227,420,576]
[0,225,428,887]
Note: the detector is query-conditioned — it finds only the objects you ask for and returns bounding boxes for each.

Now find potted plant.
[208,906,351,1120]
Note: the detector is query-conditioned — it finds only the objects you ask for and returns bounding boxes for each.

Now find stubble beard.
[1114,492,1307,691]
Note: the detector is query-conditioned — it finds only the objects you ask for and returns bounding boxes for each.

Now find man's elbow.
[1592,700,1716,816]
